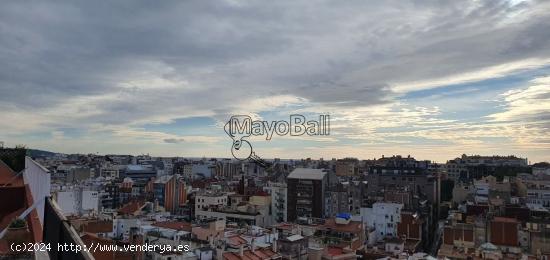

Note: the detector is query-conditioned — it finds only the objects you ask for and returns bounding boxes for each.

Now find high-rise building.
[287,168,327,221]
[153,174,186,213]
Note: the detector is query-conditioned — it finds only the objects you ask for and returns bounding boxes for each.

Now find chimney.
[239,244,244,256]
[216,247,223,260]
[272,239,277,252]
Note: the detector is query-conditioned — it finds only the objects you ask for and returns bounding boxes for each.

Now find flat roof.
[287,168,327,180]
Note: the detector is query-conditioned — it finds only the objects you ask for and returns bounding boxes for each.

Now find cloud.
[163,138,184,144]
[0,0,549,161]
[489,76,550,123]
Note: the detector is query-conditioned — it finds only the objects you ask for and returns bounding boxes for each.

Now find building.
[153,174,187,213]
[196,194,272,227]
[490,217,521,253]
[263,182,287,223]
[195,191,229,216]
[361,202,403,242]
[287,168,327,221]
[53,188,99,216]
[335,158,358,176]
[123,164,157,181]
[366,166,439,207]
[523,180,550,208]
[216,159,241,180]
[446,154,528,181]
[439,222,476,258]
[396,211,423,252]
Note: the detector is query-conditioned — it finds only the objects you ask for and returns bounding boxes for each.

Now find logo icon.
[224,114,330,168]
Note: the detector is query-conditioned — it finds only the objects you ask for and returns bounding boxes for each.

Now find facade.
[195,191,229,219]
[524,180,550,208]
[490,217,521,253]
[286,168,327,221]
[446,154,528,181]
[153,174,187,213]
[54,188,99,216]
[263,182,288,223]
[366,167,439,206]
[216,159,241,180]
[335,158,358,176]
[361,202,403,242]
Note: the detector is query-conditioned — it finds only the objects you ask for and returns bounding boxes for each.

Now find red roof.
[81,220,113,234]
[323,218,363,233]
[117,200,145,215]
[228,235,248,247]
[327,247,344,256]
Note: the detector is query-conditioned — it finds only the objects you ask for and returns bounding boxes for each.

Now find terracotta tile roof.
[81,220,113,234]
[273,223,295,230]
[322,218,363,233]
[252,249,269,259]
[327,247,344,256]
[117,200,145,215]
[243,250,262,260]
[223,252,242,260]
[261,249,277,257]
[228,235,248,247]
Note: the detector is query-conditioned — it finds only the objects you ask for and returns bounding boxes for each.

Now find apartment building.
[263,182,287,223]
[287,168,327,221]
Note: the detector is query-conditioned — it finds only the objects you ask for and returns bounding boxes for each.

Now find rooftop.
[322,218,363,234]
[154,175,174,184]
[287,168,327,180]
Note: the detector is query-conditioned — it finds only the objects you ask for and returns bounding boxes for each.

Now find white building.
[54,187,99,216]
[360,202,403,242]
[263,182,287,223]
[474,179,490,204]
[195,192,228,214]
[524,180,550,208]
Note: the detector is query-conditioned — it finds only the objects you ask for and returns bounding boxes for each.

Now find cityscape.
[1,0,550,260]
[0,149,549,259]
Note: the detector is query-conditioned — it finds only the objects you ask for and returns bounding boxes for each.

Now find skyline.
[1,0,550,162]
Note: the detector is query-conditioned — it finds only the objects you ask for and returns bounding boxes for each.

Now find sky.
[0,0,549,163]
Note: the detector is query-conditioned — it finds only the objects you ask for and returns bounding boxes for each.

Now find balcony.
[43,197,93,260]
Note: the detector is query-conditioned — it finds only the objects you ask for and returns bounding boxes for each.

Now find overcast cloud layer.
[0,0,549,162]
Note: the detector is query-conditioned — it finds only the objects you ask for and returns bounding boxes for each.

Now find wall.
[23,157,51,224]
